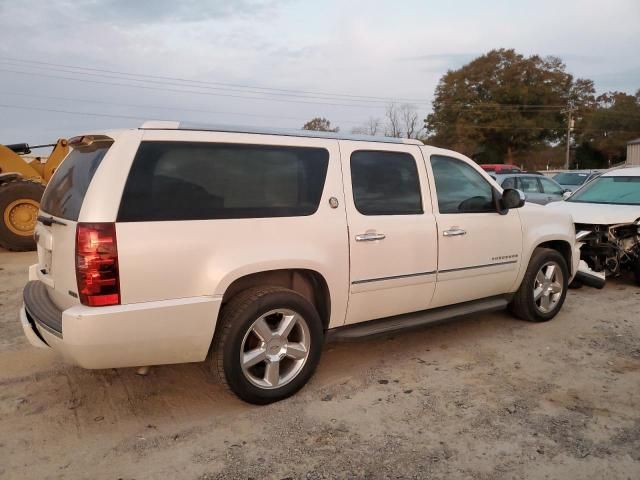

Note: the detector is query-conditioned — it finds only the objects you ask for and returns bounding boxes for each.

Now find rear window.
[117,141,329,222]
[39,143,111,220]
[553,172,589,185]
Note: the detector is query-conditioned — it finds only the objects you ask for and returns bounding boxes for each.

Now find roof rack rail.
[139,120,424,146]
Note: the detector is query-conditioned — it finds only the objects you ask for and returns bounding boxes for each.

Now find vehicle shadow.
[5,307,521,428]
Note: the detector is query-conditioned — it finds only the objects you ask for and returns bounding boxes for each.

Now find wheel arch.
[219,268,332,330]
[0,173,23,185]
[534,240,573,275]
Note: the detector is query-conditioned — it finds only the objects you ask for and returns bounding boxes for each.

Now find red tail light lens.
[75,223,120,306]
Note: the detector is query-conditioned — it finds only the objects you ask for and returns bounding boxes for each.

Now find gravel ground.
[1,249,639,479]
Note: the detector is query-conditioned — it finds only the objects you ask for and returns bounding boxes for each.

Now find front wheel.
[509,248,569,322]
[208,286,324,404]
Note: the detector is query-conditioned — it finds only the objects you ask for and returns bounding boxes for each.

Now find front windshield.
[567,176,640,205]
[553,172,589,185]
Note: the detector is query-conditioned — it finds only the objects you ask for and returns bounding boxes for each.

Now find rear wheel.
[0,179,45,251]
[509,248,568,322]
[208,286,324,404]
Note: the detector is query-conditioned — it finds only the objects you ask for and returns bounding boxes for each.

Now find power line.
[0,60,420,106]
[0,57,590,111]
[0,56,429,104]
[2,91,365,125]
[0,102,367,129]
[430,123,640,133]
[0,68,395,110]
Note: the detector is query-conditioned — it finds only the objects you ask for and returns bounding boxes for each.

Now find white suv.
[20,122,580,404]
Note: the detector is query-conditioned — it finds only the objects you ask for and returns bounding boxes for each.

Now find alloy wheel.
[240,309,311,389]
[533,261,564,314]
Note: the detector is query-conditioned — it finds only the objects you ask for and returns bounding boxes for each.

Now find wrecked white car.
[547,167,640,286]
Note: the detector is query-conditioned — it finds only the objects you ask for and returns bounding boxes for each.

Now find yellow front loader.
[0,139,69,251]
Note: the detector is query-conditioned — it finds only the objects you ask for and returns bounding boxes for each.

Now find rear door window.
[118,142,329,221]
[39,142,112,220]
[350,150,423,215]
[516,177,541,193]
[501,177,516,189]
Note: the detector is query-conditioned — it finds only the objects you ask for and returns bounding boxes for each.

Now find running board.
[326,295,512,342]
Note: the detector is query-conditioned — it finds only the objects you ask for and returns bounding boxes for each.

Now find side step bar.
[326,295,512,342]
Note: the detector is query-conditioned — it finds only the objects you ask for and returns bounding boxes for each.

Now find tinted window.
[118,142,329,221]
[350,151,422,215]
[501,177,516,189]
[40,142,111,220]
[539,177,564,195]
[517,177,541,193]
[431,155,494,213]
[553,172,589,185]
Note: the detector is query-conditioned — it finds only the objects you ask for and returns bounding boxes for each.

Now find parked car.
[480,163,522,174]
[547,167,640,285]
[21,122,579,404]
[494,173,568,205]
[553,170,601,192]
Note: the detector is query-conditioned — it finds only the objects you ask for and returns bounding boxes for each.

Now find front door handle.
[443,228,466,237]
[355,232,386,242]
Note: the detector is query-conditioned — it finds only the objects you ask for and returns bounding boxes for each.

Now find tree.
[576,90,640,166]
[302,117,339,132]
[351,117,382,136]
[384,103,423,139]
[424,49,595,164]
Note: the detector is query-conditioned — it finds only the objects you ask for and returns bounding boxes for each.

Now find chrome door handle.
[443,228,466,237]
[355,232,386,242]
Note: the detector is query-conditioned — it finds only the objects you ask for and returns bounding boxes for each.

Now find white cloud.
[0,0,638,143]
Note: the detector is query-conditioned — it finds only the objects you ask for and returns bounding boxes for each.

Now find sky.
[1,0,639,146]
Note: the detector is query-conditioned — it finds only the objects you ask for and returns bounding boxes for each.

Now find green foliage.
[425,49,595,164]
[302,117,339,132]
[576,90,640,166]
[574,141,606,169]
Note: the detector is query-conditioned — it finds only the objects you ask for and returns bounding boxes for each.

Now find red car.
[480,164,522,174]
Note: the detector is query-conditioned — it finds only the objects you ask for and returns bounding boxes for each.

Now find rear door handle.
[443,228,466,237]
[355,232,386,242]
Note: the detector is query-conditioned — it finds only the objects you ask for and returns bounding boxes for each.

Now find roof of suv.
[139,121,424,146]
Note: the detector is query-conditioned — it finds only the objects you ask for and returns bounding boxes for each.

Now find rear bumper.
[21,280,222,369]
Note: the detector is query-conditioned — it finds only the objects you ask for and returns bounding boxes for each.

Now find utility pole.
[564,108,575,170]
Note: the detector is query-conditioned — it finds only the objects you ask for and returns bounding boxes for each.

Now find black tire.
[208,286,324,404]
[633,259,640,286]
[0,179,45,251]
[509,247,569,322]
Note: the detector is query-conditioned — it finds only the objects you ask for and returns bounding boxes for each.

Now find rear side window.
[517,177,541,193]
[118,142,329,222]
[350,150,423,215]
[539,177,564,195]
[501,177,516,189]
[39,143,111,220]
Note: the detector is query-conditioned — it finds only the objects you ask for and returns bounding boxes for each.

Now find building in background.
[628,138,640,166]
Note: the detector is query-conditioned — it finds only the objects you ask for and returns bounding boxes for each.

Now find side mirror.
[501,188,525,210]
[562,190,572,200]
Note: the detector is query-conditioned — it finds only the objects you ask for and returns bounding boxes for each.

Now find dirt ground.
[1,249,639,480]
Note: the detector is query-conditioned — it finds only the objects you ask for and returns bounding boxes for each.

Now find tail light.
[75,223,120,306]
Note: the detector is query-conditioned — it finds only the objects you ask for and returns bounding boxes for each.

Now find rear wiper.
[37,215,67,227]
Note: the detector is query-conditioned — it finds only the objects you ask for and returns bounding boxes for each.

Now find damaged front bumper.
[575,260,606,289]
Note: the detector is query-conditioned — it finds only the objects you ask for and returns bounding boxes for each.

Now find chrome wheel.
[533,261,564,314]
[240,309,311,389]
